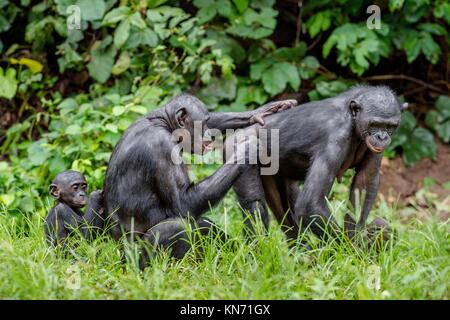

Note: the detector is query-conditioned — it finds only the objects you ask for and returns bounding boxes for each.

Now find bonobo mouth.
[365,137,384,154]
[74,199,87,207]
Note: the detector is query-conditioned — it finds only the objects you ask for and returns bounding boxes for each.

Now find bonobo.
[104,94,296,259]
[44,170,104,246]
[231,86,406,241]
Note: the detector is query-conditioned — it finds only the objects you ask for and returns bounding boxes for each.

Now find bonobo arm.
[350,153,382,229]
[82,190,104,241]
[45,204,84,246]
[207,99,297,132]
[155,136,249,218]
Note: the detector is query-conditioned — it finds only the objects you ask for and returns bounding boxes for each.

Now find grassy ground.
[0,188,448,300]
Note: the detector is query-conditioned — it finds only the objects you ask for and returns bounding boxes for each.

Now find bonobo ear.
[49,184,60,199]
[401,102,408,112]
[349,100,361,118]
[175,108,188,128]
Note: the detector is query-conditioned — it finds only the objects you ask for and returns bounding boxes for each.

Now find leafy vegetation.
[0,0,448,300]
[1,0,448,215]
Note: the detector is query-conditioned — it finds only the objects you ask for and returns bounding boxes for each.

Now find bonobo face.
[351,89,403,154]
[50,170,88,208]
[175,96,212,155]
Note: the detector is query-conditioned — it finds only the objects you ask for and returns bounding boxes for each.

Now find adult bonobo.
[231,86,406,242]
[104,94,296,259]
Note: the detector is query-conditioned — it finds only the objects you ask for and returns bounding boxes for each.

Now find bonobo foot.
[344,213,395,249]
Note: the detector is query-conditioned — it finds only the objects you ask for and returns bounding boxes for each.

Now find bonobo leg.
[261,175,299,241]
[233,165,269,237]
[140,217,225,266]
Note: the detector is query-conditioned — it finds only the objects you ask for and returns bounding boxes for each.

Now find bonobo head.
[349,86,407,153]
[49,170,88,208]
[165,94,212,155]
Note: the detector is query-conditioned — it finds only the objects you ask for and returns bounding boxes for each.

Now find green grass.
[0,192,448,300]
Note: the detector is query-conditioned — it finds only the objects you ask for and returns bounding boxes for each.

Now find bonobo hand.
[250,99,298,125]
[90,190,104,201]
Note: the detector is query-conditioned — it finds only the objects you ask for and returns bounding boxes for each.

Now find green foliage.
[0,0,448,213]
[426,95,450,143]
[389,111,437,166]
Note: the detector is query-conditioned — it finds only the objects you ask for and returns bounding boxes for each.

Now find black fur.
[231,86,404,241]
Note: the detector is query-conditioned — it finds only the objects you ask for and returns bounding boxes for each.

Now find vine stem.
[294,0,303,47]
[362,74,448,95]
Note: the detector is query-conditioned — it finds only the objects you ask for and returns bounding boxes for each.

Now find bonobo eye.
[72,184,79,192]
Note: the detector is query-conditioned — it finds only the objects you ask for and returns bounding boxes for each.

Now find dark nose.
[375,131,388,141]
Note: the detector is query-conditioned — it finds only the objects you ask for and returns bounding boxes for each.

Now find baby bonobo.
[44,170,104,246]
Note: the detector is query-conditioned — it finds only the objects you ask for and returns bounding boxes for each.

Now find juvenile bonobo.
[44,170,104,246]
[230,86,406,242]
[104,94,296,260]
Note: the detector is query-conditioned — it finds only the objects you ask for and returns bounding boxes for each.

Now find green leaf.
[262,62,300,96]
[299,55,320,79]
[436,95,450,118]
[250,59,272,80]
[114,19,131,48]
[87,36,117,83]
[0,67,18,99]
[129,12,147,29]
[402,127,437,166]
[27,141,50,166]
[112,106,125,116]
[76,0,106,21]
[111,52,131,75]
[433,2,450,24]
[105,123,118,133]
[233,0,249,13]
[305,10,332,38]
[389,0,404,12]
[418,23,446,36]
[102,6,131,26]
[65,124,81,135]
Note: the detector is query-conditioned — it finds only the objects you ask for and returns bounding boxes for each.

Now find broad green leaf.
[77,0,106,21]
[114,19,131,48]
[0,194,14,206]
[262,62,300,96]
[305,10,332,38]
[65,124,81,135]
[27,141,50,166]
[402,127,437,165]
[105,123,118,133]
[87,36,117,83]
[102,6,131,26]
[112,106,125,116]
[299,56,320,79]
[111,52,130,75]
[0,67,18,99]
[129,12,147,29]
[233,0,249,13]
